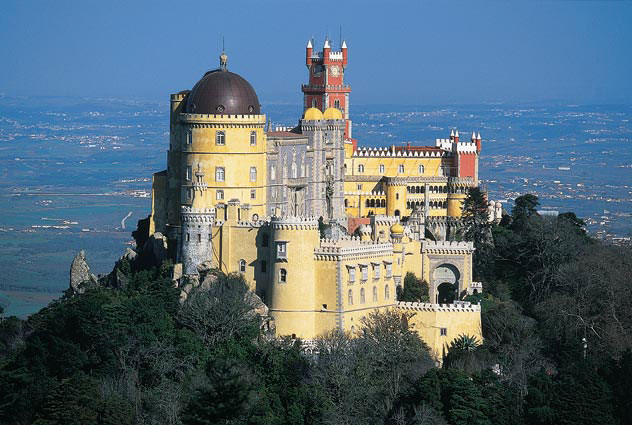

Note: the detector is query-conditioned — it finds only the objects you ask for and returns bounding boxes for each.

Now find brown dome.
[185,69,261,115]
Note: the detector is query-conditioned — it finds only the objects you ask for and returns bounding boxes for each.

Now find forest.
[0,191,631,425]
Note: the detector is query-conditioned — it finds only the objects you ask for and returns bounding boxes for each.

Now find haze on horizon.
[1,0,631,106]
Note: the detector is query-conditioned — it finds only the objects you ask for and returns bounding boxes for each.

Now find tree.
[510,194,539,231]
[461,187,494,279]
[398,272,430,303]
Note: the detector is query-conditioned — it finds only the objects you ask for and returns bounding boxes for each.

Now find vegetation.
[1,192,631,424]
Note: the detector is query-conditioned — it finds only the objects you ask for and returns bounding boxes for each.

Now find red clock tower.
[302,38,352,140]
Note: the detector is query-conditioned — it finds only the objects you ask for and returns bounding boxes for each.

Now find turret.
[306,39,313,67]
[475,132,482,153]
[450,129,455,141]
[341,40,348,67]
[454,130,459,143]
[323,38,331,65]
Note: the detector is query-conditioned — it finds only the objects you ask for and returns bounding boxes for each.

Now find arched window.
[348,289,353,305]
[365,199,370,207]
[360,288,366,304]
[334,99,340,109]
[381,199,386,207]
[279,268,287,283]
[239,259,246,273]
[311,98,317,108]
[396,193,399,200]
[250,131,257,146]
[373,286,378,302]
[270,165,276,181]
[250,167,257,182]
[216,130,225,146]
[379,164,385,174]
[398,164,404,173]
[385,285,390,300]
[358,164,364,173]
[291,163,298,178]
[370,199,375,208]
[418,164,424,174]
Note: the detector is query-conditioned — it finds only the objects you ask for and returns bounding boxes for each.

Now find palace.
[148,40,483,358]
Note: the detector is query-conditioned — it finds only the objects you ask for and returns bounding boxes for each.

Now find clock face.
[329,66,340,77]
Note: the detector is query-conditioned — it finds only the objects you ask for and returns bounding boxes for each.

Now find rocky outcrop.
[142,232,169,265]
[69,250,99,295]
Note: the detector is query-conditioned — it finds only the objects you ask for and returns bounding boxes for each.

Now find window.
[270,165,276,181]
[186,188,193,200]
[185,233,190,242]
[385,263,392,278]
[373,264,380,279]
[358,164,364,173]
[216,190,224,200]
[361,266,368,281]
[250,131,257,146]
[379,164,385,174]
[239,259,246,273]
[216,131,225,146]
[360,288,366,304]
[349,267,356,283]
[215,167,225,182]
[373,286,378,302]
[334,99,340,109]
[250,189,256,200]
[279,268,287,283]
[250,167,257,182]
[262,233,269,247]
[186,130,192,145]
[348,289,353,305]
[291,163,297,178]
[385,285,390,300]
[440,328,448,336]
[277,242,287,260]
[398,164,404,173]
[396,193,399,200]
[261,260,267,273]
[357,184,362,190]
[311,98,317,108]
[197,234,201,242]
[186,166,192,181]
[418,164,424,174]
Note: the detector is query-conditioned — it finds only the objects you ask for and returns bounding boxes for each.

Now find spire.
[450,129,455,137]
[342,40,347,49]
[471,131,476,141]
[307,39,313,48]
[455,130,459,138]
[477,132,481,140]
[324,38,330,49]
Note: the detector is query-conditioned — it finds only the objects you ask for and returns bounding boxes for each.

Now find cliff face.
[68,250,98,295]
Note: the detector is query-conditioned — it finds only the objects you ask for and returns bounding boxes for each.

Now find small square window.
[357,184,362,190]
[250,189,256,200]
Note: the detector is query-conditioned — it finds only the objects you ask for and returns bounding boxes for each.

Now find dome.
[323,107,343,120]
[390,223,404,235]
[303,107,324,120]
[185,69,260,115]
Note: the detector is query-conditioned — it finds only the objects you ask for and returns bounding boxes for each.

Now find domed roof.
[390,223,404,234]
[323,107,343,120]
[303,107,324,120]
[185,69,260,115]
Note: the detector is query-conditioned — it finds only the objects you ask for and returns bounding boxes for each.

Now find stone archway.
[432,263,460,304]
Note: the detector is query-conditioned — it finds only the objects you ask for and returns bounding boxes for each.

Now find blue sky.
[1,0,630,105]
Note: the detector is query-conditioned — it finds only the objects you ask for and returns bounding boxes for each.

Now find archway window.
[358,164,364,173]
[370,199,375,208]
[365,199,370,207]
[394,210,400,217]
[418,164,424,174]
[311,98,317,108]
[216,131,225,146]
[385,285,390,300]
[279,268,287,283]
[381,199,386,208]
[250,167,257,182]
[398,164,404,173]
[250,131,257,146]
[239,259,246,273]
[348,289,353,305]
[373,286,378,302]
[360,288,366,304]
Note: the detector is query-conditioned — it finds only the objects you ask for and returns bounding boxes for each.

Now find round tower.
[267,216,320,338]
[386,180,407,217]
[179,206,214,275]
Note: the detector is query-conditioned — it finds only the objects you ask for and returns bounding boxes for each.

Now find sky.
[1,0,631,105]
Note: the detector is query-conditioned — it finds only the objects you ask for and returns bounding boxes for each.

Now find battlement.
[181,206,215,214]
[397,301,481,313]
[270,215,319,230]
[344,190,386,196]
[315,238,393,260]
[353,146,446,158]
[423,240,474,254]
[455,142,478,154]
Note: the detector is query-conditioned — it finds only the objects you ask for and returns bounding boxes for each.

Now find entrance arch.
[432,263,460,304]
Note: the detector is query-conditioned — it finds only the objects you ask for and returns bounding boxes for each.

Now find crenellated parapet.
[353,146,448,158]
[315,238,394,261]
[397,301,480,313]
[181,206,215,223]
[422,240,474,254]
[270,215,319,230]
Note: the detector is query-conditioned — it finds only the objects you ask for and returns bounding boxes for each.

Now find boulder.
[69,250,99,295]
[142,232,169,264]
